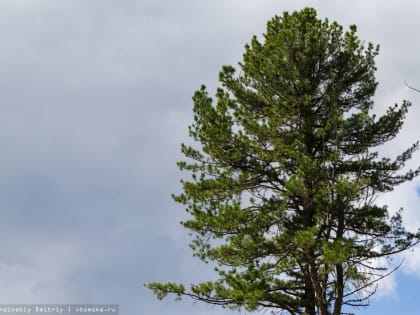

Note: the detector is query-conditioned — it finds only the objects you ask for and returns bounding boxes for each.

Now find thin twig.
[404,80,420,93]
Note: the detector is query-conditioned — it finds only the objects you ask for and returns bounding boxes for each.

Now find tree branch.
[404,80,420,93]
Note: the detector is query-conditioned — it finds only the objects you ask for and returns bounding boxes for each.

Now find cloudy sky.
[0,1,419,315]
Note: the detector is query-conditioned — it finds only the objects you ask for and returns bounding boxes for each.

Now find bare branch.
[404,80,420,93]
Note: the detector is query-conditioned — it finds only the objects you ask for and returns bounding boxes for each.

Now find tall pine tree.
[148,8,420,315]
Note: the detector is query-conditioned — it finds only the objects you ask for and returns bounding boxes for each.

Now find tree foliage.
[148,8,420,315]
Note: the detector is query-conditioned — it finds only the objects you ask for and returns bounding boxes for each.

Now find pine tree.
[148,8,420,315]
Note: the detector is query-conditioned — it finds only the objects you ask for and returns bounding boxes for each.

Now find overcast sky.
[0,1,419,315]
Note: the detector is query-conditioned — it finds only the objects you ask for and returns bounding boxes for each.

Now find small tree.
[148,8,420,315]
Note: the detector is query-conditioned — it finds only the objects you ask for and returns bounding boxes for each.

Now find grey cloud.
[0,1,418,315]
